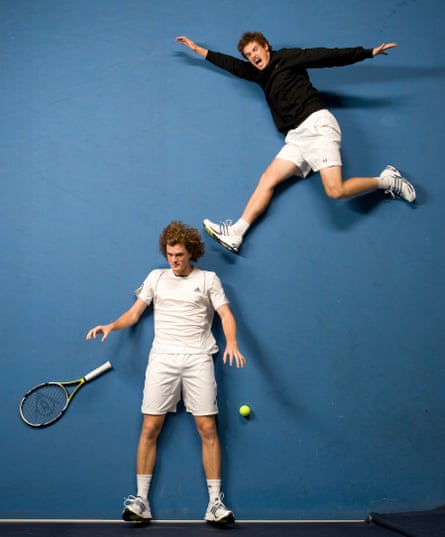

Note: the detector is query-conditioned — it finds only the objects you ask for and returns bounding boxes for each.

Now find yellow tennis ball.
[239,404,251,417]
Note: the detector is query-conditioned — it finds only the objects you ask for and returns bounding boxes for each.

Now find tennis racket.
[19,361,112,428]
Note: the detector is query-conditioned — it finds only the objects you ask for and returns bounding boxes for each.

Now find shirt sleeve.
[134,269,164,305]
[207,271,229,310]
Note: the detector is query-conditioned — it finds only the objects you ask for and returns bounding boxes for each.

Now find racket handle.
[84,360,113,382]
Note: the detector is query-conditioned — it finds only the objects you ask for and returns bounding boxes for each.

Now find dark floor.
[0,521,394,537]
[1,508,445,537]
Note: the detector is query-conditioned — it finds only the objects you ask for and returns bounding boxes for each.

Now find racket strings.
[21,384,68,425]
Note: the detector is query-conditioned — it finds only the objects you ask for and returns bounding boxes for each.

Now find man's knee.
[320,165,344,199]
[195,416,218,441]
[324,183,344,199]
[257,172,278,191]
[141,416,164,440]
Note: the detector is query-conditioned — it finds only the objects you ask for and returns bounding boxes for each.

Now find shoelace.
[210,492,227,513]
[123,495,145,510]
[385,177,408,199]
[384,186,397,199]
[217,220,234,236]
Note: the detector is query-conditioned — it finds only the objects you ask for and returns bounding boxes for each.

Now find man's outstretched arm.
[176,35,208,58]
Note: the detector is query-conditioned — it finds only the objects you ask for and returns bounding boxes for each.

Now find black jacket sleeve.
[278,46,373,69]
[206,50,260,82]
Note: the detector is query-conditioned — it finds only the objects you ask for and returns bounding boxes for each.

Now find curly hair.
[237,31,272,58]
[159,221,205,262]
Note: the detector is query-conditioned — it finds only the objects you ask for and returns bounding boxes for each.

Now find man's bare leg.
[203,158,298,252]
[122,414,165,522]
[195,415,234,523]
[241,158,300,223]
[203,161,415,253]
[319,165,378,199]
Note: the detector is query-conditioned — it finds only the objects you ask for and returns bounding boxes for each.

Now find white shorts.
[276,109,342,178]
[141,352,218,416]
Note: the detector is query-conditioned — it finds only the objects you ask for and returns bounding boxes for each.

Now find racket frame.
[19,361,112,428]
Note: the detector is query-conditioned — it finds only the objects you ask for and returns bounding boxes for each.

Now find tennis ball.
[239,404,251,417]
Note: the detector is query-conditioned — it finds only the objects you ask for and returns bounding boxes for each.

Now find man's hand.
[223,345,247,368]
[86,324,113,343]
[176,35,208,58]
[372,42,398,57]
[216,304,246,368]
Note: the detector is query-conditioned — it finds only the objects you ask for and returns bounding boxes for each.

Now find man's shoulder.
[268,48,303,68]
[144,268,170,282]
[192,268,222,289]
[192,267,218,279]
[148,267,168,276]
[272,47,304,58]
[274,46,303,53]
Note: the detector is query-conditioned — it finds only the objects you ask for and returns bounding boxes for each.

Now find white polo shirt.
[136,267,229,355]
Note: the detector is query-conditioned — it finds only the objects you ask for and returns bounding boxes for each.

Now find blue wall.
[1,0,444,521]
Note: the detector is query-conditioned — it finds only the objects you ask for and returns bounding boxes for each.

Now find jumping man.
[176,33,416,253]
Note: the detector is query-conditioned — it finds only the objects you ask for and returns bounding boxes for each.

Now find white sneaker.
[122,495,152,522]
[204,493,235,524]
[203,219,242,253]
[380,165,416,203]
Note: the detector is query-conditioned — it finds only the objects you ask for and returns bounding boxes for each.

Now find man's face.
[166,244,193,277]
[243,40,270,70]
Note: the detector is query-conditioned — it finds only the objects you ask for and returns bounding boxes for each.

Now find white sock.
[137,474,152,500]
[231,218,250,237]
[207,479,221,502]
[377,173,390,189]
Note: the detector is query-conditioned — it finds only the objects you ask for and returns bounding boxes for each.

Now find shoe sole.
[202,223,239,254]
[122,508,152,523]
[206,513,235,524]
[385,185,416,203]
[403,190,416,203]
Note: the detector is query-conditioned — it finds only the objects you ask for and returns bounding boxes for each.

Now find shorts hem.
[312,161,342,173]
[141,409,174,415]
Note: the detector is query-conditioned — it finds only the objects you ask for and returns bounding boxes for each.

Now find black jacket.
[206,46,373,134]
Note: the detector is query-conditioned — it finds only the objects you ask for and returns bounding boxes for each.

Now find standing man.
[176,33,416,254]
[86,221,246,523]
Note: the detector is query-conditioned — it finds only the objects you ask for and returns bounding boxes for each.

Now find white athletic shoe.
[380,165,416,203]
[204,493,235,524]
[122,495,152,522]
[203,219,242,253]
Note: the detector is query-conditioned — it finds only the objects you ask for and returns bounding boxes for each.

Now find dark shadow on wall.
[212,283,302,421]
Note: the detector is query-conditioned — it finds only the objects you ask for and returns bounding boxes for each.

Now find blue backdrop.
[1,0,444,521]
